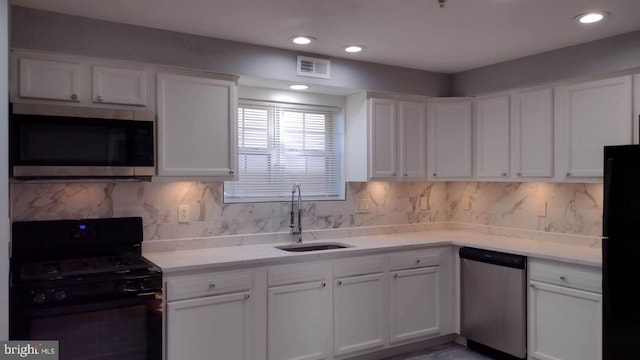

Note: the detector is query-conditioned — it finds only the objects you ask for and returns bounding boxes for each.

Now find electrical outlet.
[355,199,370,213]
[420,196,428,210]
[536,201,547,217]
[460,196,471,210]
[178,204,190,223]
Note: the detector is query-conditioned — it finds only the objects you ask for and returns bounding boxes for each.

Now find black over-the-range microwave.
[10,103,155,179]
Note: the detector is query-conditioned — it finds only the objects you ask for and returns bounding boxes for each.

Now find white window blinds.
[224,102,344,202]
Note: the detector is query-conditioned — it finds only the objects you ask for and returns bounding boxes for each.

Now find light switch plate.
[178,204,190,223]
[536,201,547,217]
[420,196,428,210]
[355,199,370,213]
[460,196,471,210]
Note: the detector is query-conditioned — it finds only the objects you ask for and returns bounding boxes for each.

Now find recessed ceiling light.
[575,11,609,24]
[344,45,364,53]
[290,36,315,45]
[289,84,309,90]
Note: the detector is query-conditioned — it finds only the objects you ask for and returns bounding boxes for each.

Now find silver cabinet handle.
[337,280,342,286]
[529,282,535,288]
[393,273,398,278]
[432,173,437,177]
[391,172,396,176]
[501,172,507,177]
[321,282,326,288]
[566,172,572,176]
[560,275,567,281]
[96,95,103,102]
[516,172,522,176]
[415,259,421,264]
[70,94,78,100]
[244,293,250,299]
[209,282,215,288]
[403,173,408,177]
[229,170,235,175]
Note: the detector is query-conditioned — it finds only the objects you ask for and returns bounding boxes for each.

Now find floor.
[385,343,494,360]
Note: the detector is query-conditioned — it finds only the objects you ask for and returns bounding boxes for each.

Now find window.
[224,101,344,202]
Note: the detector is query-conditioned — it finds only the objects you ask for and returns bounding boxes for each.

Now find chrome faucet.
[290,184,303,243]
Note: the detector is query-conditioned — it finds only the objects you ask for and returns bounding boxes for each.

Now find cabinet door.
[556,76,632,178]
[512,87,554,178]
[475,94,510,179]
[268,281,332,360]
[334,273,386,356]
[92,65,147,106]
[390,266,440,344]
[399,100,427,179]
[19,57,81,102]
[528,281,602,360]
[157,72,237,177]
[167,292,252,360]
[369,98,397,179]
[427,100,473,179]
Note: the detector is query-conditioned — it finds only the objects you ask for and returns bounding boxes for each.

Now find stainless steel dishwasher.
[460,247,527,359]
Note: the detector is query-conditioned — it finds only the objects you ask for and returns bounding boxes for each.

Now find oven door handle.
[15,292,161,318]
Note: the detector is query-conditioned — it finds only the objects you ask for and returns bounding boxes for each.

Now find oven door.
[10,292,162,360]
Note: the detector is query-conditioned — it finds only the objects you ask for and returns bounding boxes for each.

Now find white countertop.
[144,229,602,274]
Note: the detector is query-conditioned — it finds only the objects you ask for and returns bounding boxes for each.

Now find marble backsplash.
[10,181,449,242]
[10,181,603,246]
[447,182,603,237]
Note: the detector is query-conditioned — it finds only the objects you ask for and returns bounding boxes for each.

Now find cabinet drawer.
[389,248,442,271]
[166,269,253,301]
[334,255,385,278]
[529,259,601,294]
[268,261,331,287]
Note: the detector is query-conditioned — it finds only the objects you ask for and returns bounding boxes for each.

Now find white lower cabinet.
[390,266,441,344]
[167,292,253,360]
[333,255,387,358]
[165,269,255,360]
[163,248,455,360]
[333,273,386,357]
[267,261,333,360]
[528,259,602,360]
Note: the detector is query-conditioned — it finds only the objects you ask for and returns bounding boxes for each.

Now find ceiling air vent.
[297,56,331,79]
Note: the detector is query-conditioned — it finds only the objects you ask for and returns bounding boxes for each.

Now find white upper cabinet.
[369,98,398,179]
[475,94,510,179]
[555,75,633,179]
[18,57,81,102]
[399,100,428,179]
[91,65,147,106]
[346,93,426,181]
[14,52,151,108]
[156,72,238,178]
[511,87,554,178]
[427,98,473,179]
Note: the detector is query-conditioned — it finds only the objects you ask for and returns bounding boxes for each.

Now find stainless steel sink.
[275,242,352,252]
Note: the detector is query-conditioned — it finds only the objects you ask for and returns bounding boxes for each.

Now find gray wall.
[1,0,8,341]
[452,30,640,96]
[10,6,640,99]
[10,6,451,97]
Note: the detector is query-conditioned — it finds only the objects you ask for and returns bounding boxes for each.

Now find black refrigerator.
[603,145,640,359]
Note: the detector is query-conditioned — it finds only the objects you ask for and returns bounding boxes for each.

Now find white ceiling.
[11,0,640,73]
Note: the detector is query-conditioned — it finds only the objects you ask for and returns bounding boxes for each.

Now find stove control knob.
[118,281,132,293]
[33,292,46,304]
[54,290,67,302]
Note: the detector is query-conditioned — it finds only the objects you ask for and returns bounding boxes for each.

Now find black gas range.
[9,217,162,360]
